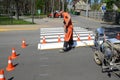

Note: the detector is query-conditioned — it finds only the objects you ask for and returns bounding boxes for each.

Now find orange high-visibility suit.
[63,12,73,41]
[62,12,73,49]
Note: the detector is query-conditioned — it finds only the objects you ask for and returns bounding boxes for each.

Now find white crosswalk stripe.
[38,27,95,50]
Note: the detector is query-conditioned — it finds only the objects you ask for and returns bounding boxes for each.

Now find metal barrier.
[81,11,104,21]
[80,11,120,24]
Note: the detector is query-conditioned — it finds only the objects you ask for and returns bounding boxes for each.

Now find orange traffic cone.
[11,48,17,59]
[77,34,80,41]
[58,35,61,42]
[88,34,91,40]
[21,39,27,48]
[0,69,5,80]
[6,56,15,71]
[42,36,46,44]
[116,33,120,40]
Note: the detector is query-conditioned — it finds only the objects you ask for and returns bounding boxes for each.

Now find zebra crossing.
[38,27,95,50]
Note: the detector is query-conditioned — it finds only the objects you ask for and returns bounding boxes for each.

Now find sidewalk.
[0,17,63,32]
[1,15,119,32]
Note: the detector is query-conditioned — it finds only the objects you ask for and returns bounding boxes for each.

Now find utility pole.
[31,0,35,24]
[9,0,12,24]
[86,0,89,17]
[15,0,19,20]
[51,0,52,13]
[51,0,54,18]
[61,0,64,11]
[59,0,60,11]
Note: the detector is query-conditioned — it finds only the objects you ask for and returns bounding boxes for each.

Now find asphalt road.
[0,30,119,80]
[0,15,120,80]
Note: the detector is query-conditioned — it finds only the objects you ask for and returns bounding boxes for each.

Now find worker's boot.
[59,41,69,53]
[59,47,68,53]
[68,40,74,49]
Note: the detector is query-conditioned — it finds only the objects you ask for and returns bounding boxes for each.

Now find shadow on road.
[8,77,14,80]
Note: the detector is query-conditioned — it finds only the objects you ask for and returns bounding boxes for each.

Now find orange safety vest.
[63,12,73,41]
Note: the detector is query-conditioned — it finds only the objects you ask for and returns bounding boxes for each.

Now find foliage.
[114,0,120,9]
[103,0,113,10]
[91,3,101,11]
[36,0,45,13]
[103,0,120,11]
[0,0,68,15]
[90,0,101,10]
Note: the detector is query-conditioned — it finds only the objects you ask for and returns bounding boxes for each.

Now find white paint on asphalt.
[38,27,95,50]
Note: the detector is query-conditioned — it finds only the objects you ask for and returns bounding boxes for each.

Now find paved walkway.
[0,15,119,32]
[0,17,63,32]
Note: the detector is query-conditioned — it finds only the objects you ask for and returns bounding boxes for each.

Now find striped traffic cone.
[116,33,120,40]
[0,69,5,80]
[11,48,17,59]
[42,36,46,44]
[21,39,27,48]
[88,34,91,40]
[6,56,15,71]
[77,34,80,41]
[58,35,61,42]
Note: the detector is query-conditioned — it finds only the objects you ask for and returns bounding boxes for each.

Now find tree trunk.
[15,0,19,20]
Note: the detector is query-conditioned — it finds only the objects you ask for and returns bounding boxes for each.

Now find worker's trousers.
[63,40,73,50]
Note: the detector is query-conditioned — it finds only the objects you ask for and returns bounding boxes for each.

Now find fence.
[80,10,120,24]
[80,11,104,21]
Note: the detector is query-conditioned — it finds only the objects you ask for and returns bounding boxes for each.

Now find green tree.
[91,0,101,10]
[36,0,45,13]
[114,0,120,12]
[103,0,120,11]
[91,4,101,10]
[104,0,114,11]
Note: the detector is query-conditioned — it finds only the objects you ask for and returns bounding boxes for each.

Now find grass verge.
[0,16,33,25]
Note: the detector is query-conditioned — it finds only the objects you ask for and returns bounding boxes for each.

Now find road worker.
[59,11,74,52]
